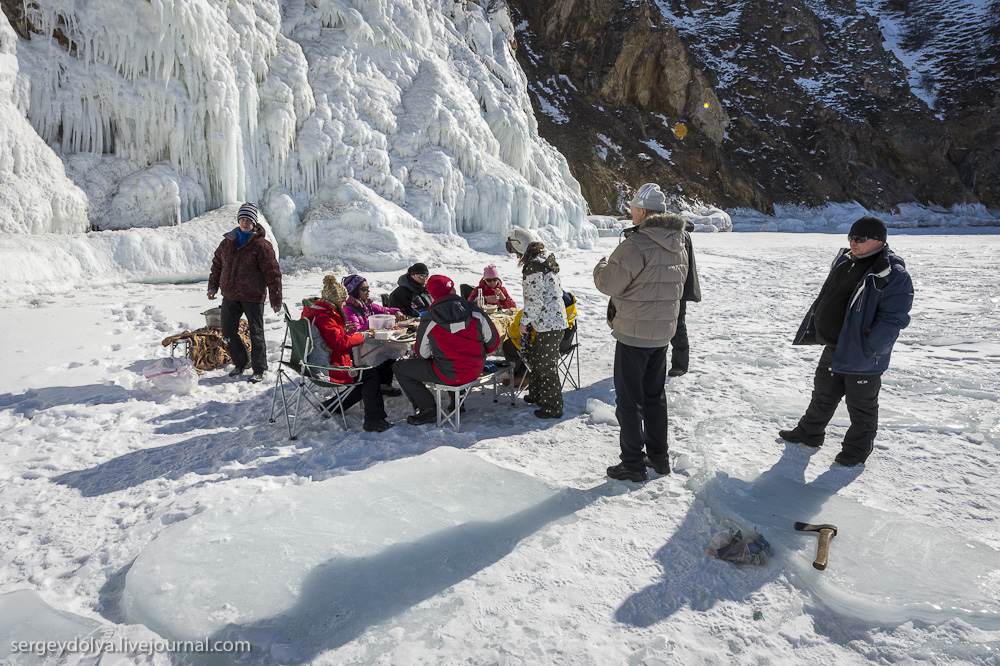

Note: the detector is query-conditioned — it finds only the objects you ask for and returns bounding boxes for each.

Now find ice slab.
[122,447,579,660]
[700,469,1000,629]
[0,590,102,664]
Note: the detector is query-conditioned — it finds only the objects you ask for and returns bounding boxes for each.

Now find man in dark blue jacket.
[779,216,914,467]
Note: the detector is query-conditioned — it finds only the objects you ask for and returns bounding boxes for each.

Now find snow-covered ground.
[1,231,999,665]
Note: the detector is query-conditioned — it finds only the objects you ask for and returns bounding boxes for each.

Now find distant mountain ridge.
[508,0,1000,214]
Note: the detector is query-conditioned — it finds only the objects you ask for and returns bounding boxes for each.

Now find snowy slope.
[856,0,998,108]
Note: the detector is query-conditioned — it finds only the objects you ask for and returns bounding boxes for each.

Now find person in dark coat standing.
[667,220,702,376]
[388,263,433,317]
[779,216,914,467]
[207,203,282,383]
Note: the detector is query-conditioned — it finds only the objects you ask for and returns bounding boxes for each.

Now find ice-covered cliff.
[0,0,590,253]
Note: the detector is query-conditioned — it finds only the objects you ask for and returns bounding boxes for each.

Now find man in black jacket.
[779,216,914,467]
[668,220,702,376]
[388,263,432,317]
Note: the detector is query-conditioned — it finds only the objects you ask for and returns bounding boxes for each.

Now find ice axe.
[794,522,837,570]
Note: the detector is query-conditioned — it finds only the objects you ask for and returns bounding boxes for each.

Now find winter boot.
[606,463,648,482]
[778,428,824,447]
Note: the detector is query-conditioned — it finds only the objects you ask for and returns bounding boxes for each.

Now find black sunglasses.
[848,235,871,243]
[358,286,370,292]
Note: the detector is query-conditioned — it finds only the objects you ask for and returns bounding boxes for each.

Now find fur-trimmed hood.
[634,213,686,253]
[640,213,687,232]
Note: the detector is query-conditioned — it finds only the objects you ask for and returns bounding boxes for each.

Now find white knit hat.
[505,227,539,255]
[628,183,666,212]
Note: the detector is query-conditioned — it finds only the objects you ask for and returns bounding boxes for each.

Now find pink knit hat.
[483,265,500,279]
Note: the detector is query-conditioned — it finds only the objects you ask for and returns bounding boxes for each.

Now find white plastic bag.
[706,518,772,565]
[142,358,198,394]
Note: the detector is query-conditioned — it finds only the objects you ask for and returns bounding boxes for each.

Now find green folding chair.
[268,304,371,440]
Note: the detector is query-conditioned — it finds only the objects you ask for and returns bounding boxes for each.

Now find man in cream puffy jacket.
[594,183,688,482]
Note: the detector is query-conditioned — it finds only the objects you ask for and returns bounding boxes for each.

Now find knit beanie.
[505,228,538,255]
[342,274,367,298]
[321,275,348,305]
[849,216,887,242]
[483,265,500,279]
[408,262,429,276]
[628,183,667,212]
[237,202,259,224]
[426,275,455,301]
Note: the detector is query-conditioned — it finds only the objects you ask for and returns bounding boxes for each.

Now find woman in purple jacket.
[342,274,405,396]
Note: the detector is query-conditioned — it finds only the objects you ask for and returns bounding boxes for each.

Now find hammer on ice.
[794,522,838,570]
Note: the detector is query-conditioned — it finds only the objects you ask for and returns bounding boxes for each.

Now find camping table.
[488,311,517,342]
[354,332,415,366]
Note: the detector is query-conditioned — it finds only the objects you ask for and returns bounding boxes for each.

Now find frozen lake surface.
[1,232,998,665]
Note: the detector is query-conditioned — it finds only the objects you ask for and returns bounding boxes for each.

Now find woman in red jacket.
[300,276,392,432]
[467,265,516,309]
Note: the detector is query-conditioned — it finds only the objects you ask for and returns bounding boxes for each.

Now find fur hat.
[343,274,367,298]
[426,275,456,301]
[237,202,259,224]
[849,216,887,243]
[322,275,348,305]
[408,262,429,276]
[628,183,667,212]
[505,227,538,255]
[483,265,500,280]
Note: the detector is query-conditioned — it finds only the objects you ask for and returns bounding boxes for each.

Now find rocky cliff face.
[507,0,1000,214]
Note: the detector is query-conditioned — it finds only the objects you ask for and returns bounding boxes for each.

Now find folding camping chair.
[514,324,580,395]
[268,304,372,440]
[558,325,580,390]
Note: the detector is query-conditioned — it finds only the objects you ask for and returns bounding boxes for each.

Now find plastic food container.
[374,329,393,340]
[369,314,395,329]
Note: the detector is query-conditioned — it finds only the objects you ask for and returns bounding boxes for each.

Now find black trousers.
[797,346,881,461]
[377,359,395,386]
[669,301,689,372]
[221,299,267,374]
[393,358,441,412]
[502,338,526,376]
[614,342,669,470]
[337,369,386,422]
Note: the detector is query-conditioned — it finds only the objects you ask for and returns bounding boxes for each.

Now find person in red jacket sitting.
[393,275,500,425]
[467,265,516,310]
[300,276,393,432]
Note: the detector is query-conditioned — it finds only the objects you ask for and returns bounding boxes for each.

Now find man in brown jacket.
[594,183,688,481]
[207,203,283,383]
